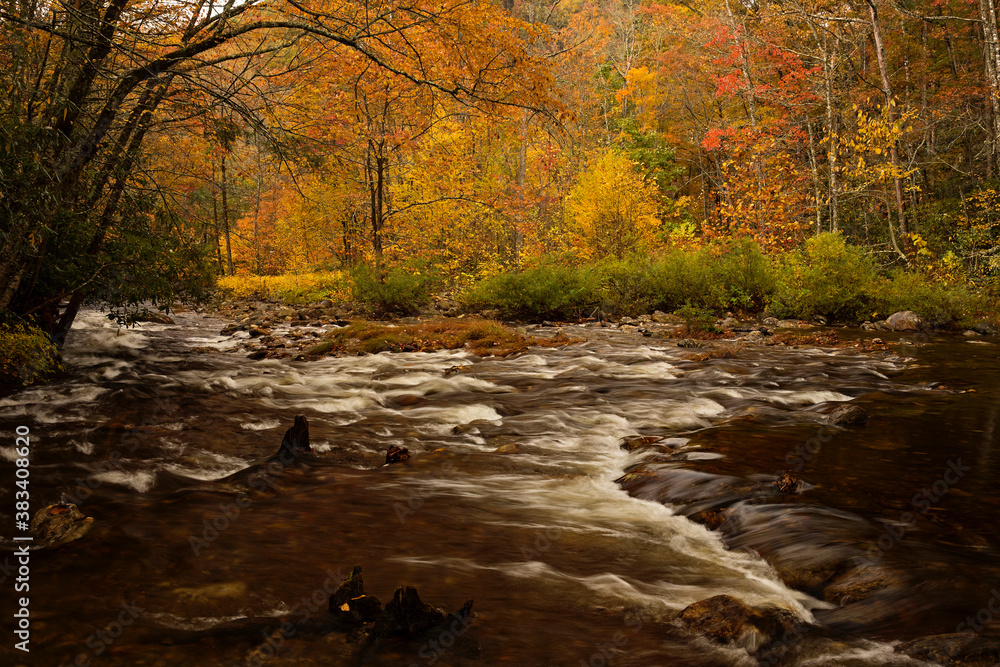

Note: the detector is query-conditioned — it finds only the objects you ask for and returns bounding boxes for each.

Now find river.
[2,308,998,666]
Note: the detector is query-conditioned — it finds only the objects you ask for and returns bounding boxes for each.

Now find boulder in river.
[895,632,1000,666]
[826,404,868,426]
[886,310,926,332]
[30,503,94,548]
[679,594,803,654]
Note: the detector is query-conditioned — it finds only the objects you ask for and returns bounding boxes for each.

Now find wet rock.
[812,315,828,326]
[772,472,799,494]
[319,299,334,308]
[30,503,94,548]
[385,445,410,464]
[895,633,1000,666]
[963,330,981,337]
[136,311,174,324]
[677,339,701,348]
[718,317,739,331]
[861,321,876,331]
[248,326,270,337]
[777,319,801,328]
[679,595,803,654]
[652,310,683,324]
[247,349,268,360]
[823,566,895,605]
[826,404,868,426]
[620,435,664,451]
[691,508,730,530]
[972,321,997,336]
[371,586,473,639]
[494,443,523,454]
[221,323,240,336]
[763,317,779,327]
[886,310,926,332]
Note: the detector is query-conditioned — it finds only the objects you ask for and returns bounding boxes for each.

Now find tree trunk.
[979,0,1000,170]
[866,0,909,244]
[220,153,234,277]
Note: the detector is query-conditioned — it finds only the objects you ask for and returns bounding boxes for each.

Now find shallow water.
[1,310,997,666]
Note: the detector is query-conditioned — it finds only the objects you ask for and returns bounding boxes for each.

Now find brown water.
[1,311,998,666]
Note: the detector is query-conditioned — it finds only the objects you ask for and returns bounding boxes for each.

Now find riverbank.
[203,295,986,363]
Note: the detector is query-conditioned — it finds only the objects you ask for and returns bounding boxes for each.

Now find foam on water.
[91,469,157,493]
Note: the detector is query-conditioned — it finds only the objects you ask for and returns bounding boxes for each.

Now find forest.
[3,0,1000,356]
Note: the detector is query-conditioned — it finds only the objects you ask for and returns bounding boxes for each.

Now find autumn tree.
[0,0,556,340]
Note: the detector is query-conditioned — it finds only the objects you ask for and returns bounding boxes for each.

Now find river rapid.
[2,309,999,666]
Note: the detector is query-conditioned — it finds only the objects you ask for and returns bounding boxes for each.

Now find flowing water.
[2,310,999,666]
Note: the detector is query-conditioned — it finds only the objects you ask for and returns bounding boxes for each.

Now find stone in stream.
[822,565,897,606]
[30,503,94,548]
[679,594,804,655]
[895,633,1000,666]
[886,310,927,332]
[826,403,868,426]
[772,472,800,494]
[385,445,410,464]
[619,435,664,451]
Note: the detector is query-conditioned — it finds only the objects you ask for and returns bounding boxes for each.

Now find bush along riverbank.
[209,234,998,361]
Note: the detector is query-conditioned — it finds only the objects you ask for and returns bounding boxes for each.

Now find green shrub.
[771,233,879,321]
[875,271,983,326]
[716,239,778,312]
[461,263,601,321]
[594,257,659,315]
[0,323,63,386]
[351,264,440,316]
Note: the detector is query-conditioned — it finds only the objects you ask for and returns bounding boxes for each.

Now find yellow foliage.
[564,149,662,260]
[216,271,350,302]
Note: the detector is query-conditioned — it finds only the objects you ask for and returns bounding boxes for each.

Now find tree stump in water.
[277,415,311,459]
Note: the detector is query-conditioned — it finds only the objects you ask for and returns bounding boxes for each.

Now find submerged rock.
[895,633,1000,666]
[385,445,410,464]
[135,311,175,324]
[823,565,896,606]
[30,503,94,548]
[772,472,800,494]
[679,594,803,654]
[886,310,926,332]
[826,404,868,426]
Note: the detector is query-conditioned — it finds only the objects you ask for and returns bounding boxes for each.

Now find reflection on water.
[1,310,996,665]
